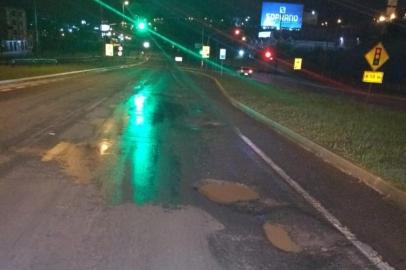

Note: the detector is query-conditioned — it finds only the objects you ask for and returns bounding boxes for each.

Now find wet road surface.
[0,60,405,270]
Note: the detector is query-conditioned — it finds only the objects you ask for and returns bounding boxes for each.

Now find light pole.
[33,0,40,56]
[122,1,129,26]
[122,1,129,15]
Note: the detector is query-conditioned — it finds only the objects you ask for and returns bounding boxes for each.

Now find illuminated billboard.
[261,2,304,30]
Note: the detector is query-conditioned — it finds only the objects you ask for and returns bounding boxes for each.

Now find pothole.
[263,223,302,253]
[42,141,98,184]
[198,179,259,204]
[265,208,345,253]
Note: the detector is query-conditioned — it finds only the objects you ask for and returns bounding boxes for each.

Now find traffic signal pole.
[201,27,204,68]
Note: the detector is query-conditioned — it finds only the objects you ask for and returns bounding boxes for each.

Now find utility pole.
[33,0,40,56]
[122,1,129,26]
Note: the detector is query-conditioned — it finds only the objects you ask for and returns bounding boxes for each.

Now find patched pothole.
[263,223,302,253]
[198,179,259,204]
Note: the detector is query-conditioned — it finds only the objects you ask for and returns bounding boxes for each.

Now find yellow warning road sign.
[201,46,210,59]
[293,58,302,70]
[364,42,389,71]
[362,71,384,84]
[105,44,114,57]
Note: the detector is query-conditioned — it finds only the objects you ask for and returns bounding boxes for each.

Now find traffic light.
[234,28,241,36]
[138,22,146,30]
[136,18,148,32]
[143,41,150,49]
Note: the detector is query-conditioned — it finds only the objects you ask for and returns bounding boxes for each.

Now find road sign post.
[201,46,210,59]
[364,42,389,71]
[219,49,226,76]
[362,71,384,84]
[105,44,114,57]
[200,45,210,69]
[362,42,389,100]
[293,58,302,70]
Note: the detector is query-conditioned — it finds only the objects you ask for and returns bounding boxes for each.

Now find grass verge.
[217,74,406,190]
[0,58,137,81]
[0,64,97,81]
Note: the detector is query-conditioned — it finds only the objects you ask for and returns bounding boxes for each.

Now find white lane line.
[0,88,12,92]
[237,131,394,270]
[16,86,25,89]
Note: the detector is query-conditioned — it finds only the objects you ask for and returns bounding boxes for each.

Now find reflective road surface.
[0,59,405,270]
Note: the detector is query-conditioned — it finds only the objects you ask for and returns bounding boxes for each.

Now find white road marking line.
[16,86,25,89]
[237,131,394,270]
[0,88,12,92]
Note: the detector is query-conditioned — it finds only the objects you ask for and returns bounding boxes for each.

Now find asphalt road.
[0,59,405,270]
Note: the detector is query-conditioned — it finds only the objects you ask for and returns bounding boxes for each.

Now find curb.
[0,60,147,86]
[185,69,406,211]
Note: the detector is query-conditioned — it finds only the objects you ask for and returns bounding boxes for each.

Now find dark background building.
[0,6,30,55]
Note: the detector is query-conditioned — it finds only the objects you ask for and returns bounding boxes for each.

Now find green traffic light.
[136,18,148,33]
[138,22,146,30]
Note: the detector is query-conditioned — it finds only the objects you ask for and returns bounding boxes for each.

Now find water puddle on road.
[198,179,259,204]
[263,223,302,253]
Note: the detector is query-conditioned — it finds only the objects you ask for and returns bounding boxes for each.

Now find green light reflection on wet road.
[125,89,157,205]
[111,77,182,206]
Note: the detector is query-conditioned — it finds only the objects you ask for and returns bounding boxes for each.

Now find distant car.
[239,67,254,77]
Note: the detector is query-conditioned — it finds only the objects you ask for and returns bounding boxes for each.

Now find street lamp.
[122,1,129,25]
[122,0,129,14]
[143,41,150,49]
[377,15,387,23]
[337,18,342,24]
[33,0,40,56]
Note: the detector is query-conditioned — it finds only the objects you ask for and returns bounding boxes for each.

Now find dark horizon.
[0,0,401,24]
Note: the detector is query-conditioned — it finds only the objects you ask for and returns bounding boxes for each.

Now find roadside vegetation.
[0,57,138,81]
[0,64,98,80]
[218,74,406,190]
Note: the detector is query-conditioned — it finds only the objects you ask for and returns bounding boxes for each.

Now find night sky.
[1,0,403,23]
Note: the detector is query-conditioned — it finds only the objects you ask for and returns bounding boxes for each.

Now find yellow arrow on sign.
[364,42,389,71]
